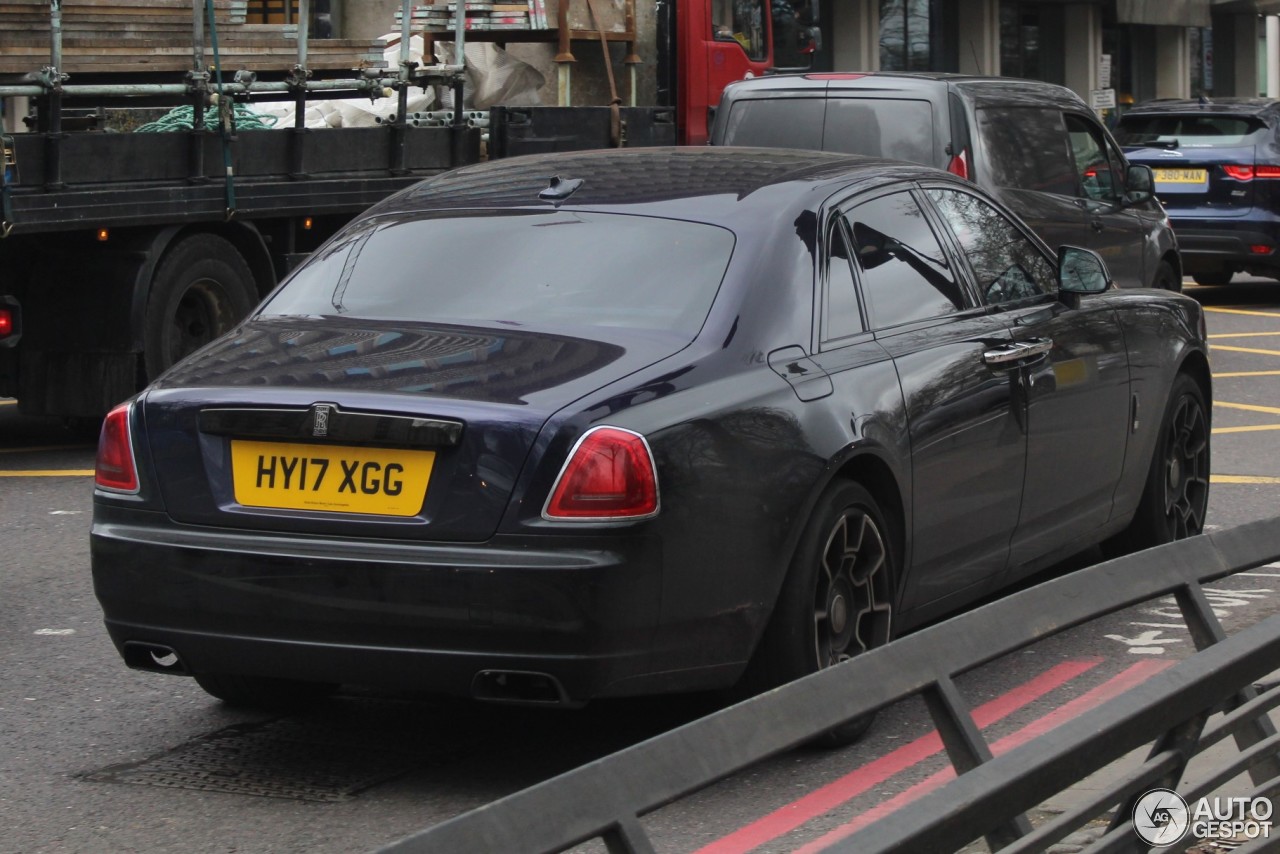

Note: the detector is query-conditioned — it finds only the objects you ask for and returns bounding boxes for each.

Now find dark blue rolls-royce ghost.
[91,148,1210,743]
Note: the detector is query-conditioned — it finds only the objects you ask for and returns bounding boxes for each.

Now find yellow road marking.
[1216,401,1280,415]
[1204,307,1280,318]
[1210,331,1280,339]
[0,400,14,406]
[1213,424,1280,434]
[1214,370,1280,378]
[0,445,93,454]
[1212,345,1280,357]
[1213,475,1280,484]
[0,470,95,477]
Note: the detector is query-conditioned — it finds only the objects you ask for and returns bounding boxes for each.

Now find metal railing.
[377,516,1280,854]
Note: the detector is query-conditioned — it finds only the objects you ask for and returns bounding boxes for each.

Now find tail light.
[1221,165,1280,181]
[947,148,970,181]
[0,296,19,344]
[96,402,140,493]
[543,426,658,520]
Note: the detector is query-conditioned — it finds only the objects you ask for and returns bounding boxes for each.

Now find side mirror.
[1058,246,1112,301]
[1123,164,1154,205]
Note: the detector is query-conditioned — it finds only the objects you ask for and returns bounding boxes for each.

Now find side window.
[976,107,1079,197]
[927,188,1056,304]
[712,0,768,61]
[824,218,863,342]
[1065,114,1121,202]
[845,192,967,328]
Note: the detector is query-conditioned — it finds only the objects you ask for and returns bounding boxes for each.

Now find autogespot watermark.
[1133,788,1274,847]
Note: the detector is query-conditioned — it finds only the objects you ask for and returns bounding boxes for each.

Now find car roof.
[373,147,954,225]
[1123,98,1280,120]
[718,72,1087,111]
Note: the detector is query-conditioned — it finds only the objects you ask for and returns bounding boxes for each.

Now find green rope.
[134,104,277,133]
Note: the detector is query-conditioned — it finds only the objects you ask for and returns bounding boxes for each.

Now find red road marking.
[693,658,1103,854]
[791,658,1176,853]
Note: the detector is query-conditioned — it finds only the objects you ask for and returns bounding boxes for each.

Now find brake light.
[1257,165,1280,178]
[1251,244,1274,255]
[947,148,970,181]
[543,426,658,520]
[95,402,139,493]
[0,308,11,338]
[803,73,868,81]
[1223,165,1255,181]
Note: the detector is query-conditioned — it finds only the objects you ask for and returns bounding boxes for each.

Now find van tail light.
[543,426,658,520]
[0,308,12,338]
[947,148,970,181]
[96,402,140,493]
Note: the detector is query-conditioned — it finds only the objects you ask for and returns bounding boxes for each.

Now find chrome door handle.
[982,338,1053,365]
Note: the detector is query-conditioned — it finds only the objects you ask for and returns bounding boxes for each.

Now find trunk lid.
[141,317,677,541]
[1118,112,1273,219]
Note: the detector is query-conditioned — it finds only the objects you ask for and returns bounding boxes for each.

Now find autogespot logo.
[1133,789,1190,846]
[1133,789,1275,846]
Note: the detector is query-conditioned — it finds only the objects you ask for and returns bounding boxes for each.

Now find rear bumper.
[90,504,704,703]
[1168,216,1280,274]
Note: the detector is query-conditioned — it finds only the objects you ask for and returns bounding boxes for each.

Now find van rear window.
[822,99,934,163]
[721,98,825,150]
[719,97,934,163]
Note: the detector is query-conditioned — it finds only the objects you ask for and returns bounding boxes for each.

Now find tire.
[742,480,896,747]
[193,673,335,710]
[1152,259,1180,292]
[1110,374,1210,554]
[1192,271,1233,287]
[143,234,258,380]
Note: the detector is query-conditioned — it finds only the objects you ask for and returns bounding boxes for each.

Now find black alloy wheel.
[1108,373,1210,554]
[812,502,893,671]
[1157,381,1211,541]
[743,480,896,747]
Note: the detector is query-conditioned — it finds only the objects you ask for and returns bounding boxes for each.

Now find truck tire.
[143,234,258,379]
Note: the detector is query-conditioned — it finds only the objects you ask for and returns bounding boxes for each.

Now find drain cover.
[85,710,472,802]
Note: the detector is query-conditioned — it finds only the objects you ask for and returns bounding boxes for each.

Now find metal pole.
[453,0,466,68]
[44,0,65,189]
[1268,16,1279,98]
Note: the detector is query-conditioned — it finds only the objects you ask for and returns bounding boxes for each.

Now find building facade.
[818,0,1280,110]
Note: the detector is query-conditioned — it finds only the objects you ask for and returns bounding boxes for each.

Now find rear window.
[261,212,735,337]
[719,96,934,162]
[720,98,825,149]
[977,107,1079,197]
[822,99,934,163]
[1115,114,1269,148]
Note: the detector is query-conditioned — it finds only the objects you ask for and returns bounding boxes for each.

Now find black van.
[710,72,1182,290]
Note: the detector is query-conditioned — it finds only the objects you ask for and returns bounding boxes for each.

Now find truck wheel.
[194,673,335,710]
[741,480,895,747]
[144,234,258,379]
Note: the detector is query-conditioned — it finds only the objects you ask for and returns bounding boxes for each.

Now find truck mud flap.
[488,107,676,159]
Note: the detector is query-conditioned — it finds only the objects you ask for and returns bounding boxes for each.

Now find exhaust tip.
[471,670,569,705]
[122,641,188,675]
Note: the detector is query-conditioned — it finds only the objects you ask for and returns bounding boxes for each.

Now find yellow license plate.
[1154,168,1207,184]
[231,440,435,516]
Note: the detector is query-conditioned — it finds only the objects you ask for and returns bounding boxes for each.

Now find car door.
[1064,113,1150,289]
[830,189,1027,611]
[925,184,1131,576]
